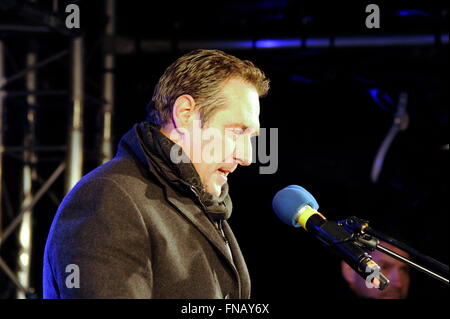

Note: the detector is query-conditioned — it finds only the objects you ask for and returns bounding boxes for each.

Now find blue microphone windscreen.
[272,185,319,227]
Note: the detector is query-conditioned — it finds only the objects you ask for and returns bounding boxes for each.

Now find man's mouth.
[217,168,231,176]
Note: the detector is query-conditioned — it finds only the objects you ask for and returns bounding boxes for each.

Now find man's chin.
[205,183,222,198]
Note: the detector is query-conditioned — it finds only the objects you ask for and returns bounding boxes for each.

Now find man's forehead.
[221,79,260,109]
[213,99,260,128]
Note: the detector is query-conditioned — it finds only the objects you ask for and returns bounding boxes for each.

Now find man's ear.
[172,94,198,132]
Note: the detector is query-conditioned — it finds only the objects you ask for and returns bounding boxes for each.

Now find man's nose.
[234,136,253,166]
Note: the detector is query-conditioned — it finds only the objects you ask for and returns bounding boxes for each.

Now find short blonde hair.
[147,49,270,127]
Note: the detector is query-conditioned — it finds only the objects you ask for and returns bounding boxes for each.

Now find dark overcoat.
[43,122,251,298]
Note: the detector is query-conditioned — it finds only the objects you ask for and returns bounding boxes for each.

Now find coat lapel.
[164,187,247,297]
[165,187,236,264]
[223,221,251,299]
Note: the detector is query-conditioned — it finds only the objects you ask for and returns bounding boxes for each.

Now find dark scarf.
[132,122,232,221]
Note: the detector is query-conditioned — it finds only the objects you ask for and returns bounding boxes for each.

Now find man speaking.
[43,49,269,298]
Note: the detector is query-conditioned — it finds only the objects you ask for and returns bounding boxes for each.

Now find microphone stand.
[339,216,449,286]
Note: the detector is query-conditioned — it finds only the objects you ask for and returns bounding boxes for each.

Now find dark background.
[0,0,448,299]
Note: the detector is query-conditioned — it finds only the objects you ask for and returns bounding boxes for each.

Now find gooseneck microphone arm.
[340,216,449,286]
[376,244,449,285]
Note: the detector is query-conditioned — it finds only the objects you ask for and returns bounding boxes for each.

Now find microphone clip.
[337,216,380,251]
[338,216,370,235]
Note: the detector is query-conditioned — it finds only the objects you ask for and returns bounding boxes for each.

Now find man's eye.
[229,128,244,135]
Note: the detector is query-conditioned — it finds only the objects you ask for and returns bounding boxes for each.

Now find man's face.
[342,242,410,299]
[191,78,260,196]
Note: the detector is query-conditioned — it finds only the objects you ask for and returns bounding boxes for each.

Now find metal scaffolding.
[0,0,119,298]
[0,2,88,299]
[0,40,5,242]
[16,44,39,299]
[0,40,71,297]
[100,0,116,165]
[65,36,84,194]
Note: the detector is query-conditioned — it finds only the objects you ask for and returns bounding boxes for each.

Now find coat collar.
[117,122,233,221]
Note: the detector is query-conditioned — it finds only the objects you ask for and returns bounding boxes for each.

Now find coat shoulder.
[80,156,153,192]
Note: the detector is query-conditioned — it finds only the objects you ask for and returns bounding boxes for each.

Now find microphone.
[272,185,389,290]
